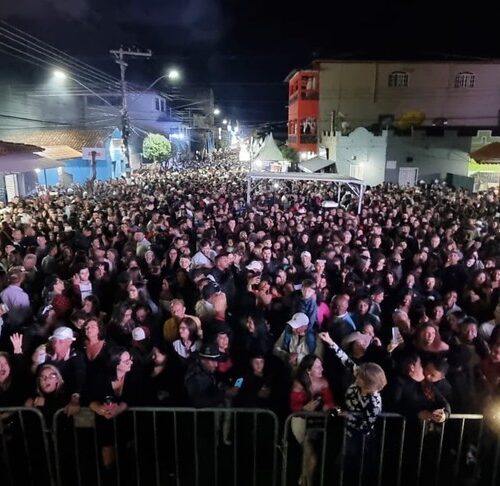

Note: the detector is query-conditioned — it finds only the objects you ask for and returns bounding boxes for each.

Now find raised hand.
[10,333,23,354]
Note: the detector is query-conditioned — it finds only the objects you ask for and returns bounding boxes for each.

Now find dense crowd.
[0,150,499,482]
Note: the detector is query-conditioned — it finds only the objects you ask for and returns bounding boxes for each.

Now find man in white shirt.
[192,239,216,269]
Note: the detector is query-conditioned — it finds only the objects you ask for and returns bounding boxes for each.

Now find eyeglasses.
[120,358,133,365]
[40,373,58,381]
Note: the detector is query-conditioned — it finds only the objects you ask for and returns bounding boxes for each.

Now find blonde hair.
[357,362,387,393]
[36,364,64,395]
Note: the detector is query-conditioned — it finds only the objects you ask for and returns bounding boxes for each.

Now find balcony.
[300,90,319,100]
[299,134,317,144]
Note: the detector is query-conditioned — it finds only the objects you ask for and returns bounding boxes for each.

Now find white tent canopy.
[253,133,284,162]
[298,156,336,173]
[246,171,366,214]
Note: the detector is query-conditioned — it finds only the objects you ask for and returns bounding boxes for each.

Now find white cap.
[287,312,309,329]
[49,326,75,341]
[246,260,264,272]
[132,327,146,341]
[301,251,312,259]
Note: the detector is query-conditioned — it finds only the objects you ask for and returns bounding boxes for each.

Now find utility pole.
[110,47,152,177]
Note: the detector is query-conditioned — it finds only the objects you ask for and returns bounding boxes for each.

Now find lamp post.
[127,69,181,107]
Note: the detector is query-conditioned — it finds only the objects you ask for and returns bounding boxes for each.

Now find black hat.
[202,281,220,300]
[199,343,221,360]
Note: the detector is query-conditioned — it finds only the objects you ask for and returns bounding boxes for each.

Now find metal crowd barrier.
[0,407,55,486]
[2,407,499,486]
[281,412,500,486]
[52,407,279,486]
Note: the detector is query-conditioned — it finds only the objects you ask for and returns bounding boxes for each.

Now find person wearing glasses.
[26,364,66,424]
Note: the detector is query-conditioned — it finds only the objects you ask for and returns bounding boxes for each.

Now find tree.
[279,143,299,171]
[279,143,299,163]
[142,133,172,163]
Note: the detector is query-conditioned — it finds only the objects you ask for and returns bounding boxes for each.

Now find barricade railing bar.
[1,407,499,486]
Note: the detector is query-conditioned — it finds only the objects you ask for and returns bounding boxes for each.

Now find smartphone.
[392,327,403,343]
[234,377,244,388]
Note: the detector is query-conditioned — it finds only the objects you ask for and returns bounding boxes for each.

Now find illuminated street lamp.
[53,69,67,80]
[52,69,118,108]
[167,69,180,80]
[213,108,221,116]
[222,119,228,125]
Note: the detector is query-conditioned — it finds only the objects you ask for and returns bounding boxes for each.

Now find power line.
[0,21,120,87]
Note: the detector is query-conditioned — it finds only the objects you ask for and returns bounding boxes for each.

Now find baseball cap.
[246,260,264,272]
[287,312,309,329]
[202,282,221,300]
[49,326,75,341]
[301,251,312,259]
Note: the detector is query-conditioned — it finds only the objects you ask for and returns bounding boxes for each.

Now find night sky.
[1,1,498,134]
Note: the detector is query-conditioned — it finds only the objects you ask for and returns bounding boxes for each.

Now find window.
[388,71,409,88]
[454,72,475,88]
[155,97,168,112]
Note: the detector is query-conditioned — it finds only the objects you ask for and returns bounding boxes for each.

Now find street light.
[53,69,67,80]
[167,69,180,81]
[222,119,228,125]
[52,69,118,109]
[214,108,221,116]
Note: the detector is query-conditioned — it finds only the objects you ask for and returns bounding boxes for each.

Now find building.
[321,126,500,191]
[285,70,319,156]
[0,141,61,201]
[285,60,500,189]
[286,59,500,155]
[0,128,124,195]
[0,81,190,173]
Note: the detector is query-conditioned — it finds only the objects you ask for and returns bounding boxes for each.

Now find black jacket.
[184,360,225,408]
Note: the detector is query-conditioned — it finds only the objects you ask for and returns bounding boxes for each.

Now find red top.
[290,386,336,412]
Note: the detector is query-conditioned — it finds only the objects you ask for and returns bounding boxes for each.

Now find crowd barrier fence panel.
[281,412,500,486]
[0,406,55,486]
[53,407,279,486]
[3,407,498,486]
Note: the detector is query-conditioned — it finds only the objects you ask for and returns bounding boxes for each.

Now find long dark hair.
[179,317,199,343]
[295,354,321,401]
[107,346,130,381]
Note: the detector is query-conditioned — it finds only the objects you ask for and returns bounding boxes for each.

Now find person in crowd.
[89,347,143,470]
[32,326,86,417]
[171,316,201,363]
[274,313,323,369]
[184,343,227,408]
[0,334,28,407]
[82,318,109,403]
[26,364,67,424]
[0,268,32,332]
[290,353,335,486]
